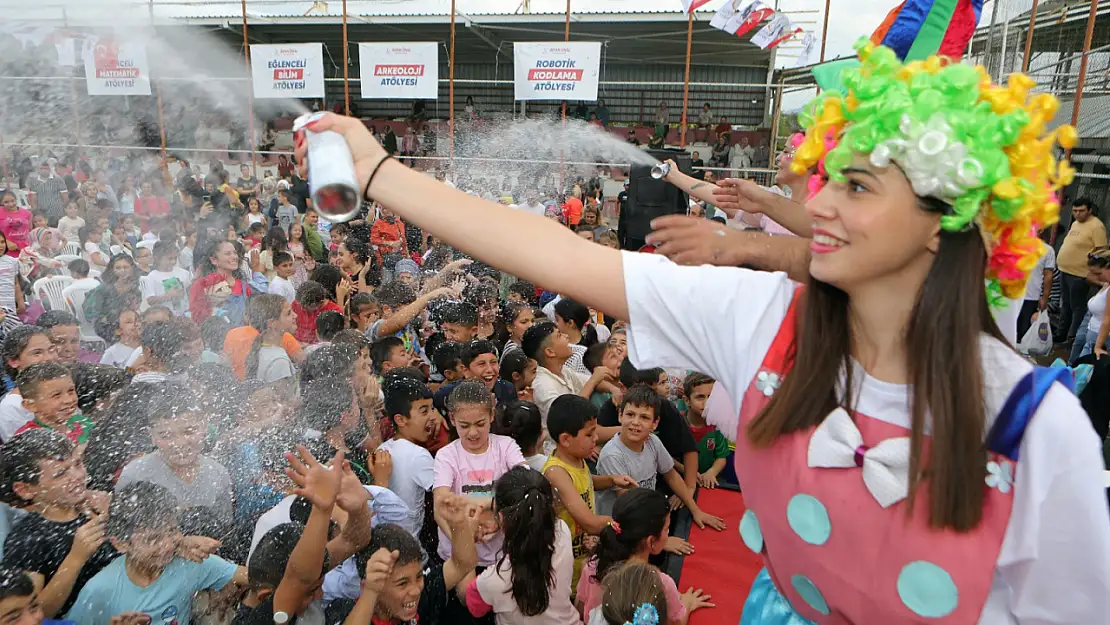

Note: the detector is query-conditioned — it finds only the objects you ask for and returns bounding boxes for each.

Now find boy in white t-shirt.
[57,201,85,244]
[378,375,437,537]
[141,241,192,315]
[269,251,296,304]
[99,309,142,368]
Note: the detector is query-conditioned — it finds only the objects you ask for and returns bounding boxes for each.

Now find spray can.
[293,112,361,223]
[650,162,671,179]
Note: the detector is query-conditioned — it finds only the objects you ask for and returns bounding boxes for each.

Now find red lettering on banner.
[527,69,583,81]
[274,69,304,80]
[374,65,425,77]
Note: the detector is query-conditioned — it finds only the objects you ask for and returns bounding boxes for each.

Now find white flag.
[794,32,818,67]
[751,11,802,49]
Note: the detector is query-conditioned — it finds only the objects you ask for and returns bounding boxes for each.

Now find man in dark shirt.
[235,164,259,206]
[290,175,312,214]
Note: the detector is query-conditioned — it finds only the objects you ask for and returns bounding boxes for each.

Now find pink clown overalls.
[733,291,1071,624]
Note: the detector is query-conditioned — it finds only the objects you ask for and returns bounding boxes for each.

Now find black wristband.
[363,154,393,202]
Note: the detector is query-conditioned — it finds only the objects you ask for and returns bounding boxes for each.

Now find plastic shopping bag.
[1018,314,1052,357]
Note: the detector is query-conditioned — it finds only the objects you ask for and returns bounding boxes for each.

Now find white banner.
[84,39,150,96]
[250,43,325,99]
[513,42,601,101]
[358,42,439,100]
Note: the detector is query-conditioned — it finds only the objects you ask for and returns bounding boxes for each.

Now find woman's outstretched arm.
[295,113,630,320]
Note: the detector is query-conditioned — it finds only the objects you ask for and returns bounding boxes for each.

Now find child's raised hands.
[285,445,343,511]
[336,460,373,513]
[363,548,399,595]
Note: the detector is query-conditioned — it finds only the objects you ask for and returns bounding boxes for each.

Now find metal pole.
[1068,0,1099,157]
[562,0,570,122]
[241,0,257,175]
[449,0,456,170]
[1022,0,1040,72]
[985,0,1001,78]
[679,12,693,148]
[342,0,350,116]
[63,8,83,161]
[768,74,784,168]
[819,0,831,62]
[149,0,170,186]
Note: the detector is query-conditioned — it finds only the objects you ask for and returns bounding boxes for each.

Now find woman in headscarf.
[18,227,65,283]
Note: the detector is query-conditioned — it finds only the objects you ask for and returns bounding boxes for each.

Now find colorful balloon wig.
[792,38,1077,303]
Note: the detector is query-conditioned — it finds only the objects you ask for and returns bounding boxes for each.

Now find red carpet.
[682,488,763,625]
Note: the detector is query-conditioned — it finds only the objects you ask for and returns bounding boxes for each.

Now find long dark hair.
[494,466,557,616]
[197,239,244,280]
[751,201,1001,531]
[554,298,598,347]
[262,227,288,254]
[591,488,668,582]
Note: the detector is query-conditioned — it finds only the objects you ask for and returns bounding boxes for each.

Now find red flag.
[751,12,803,49]
[710,0,776,38]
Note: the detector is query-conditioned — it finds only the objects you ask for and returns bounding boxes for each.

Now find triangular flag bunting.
[710,0,776,38]
[793,32,818,67]
[681,0,713,13]
[751,11,802,49]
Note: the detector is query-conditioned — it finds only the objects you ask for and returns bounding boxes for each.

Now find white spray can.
[293,112,361,222]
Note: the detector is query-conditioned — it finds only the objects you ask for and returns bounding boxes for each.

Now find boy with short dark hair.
[14,363,92,444]
[683,372,729,489]
[437,301,478,343]
[378,378,436,536]
[371,336,411,377]
[598,358,699,500]
[348,500,477,625]
[269,252,296,304]
[595,385,725,533]
[542,395,635,585]
[0,567,52,625]
[365,281,455,367]
[142,241,191,315]
[430,341,466,385]
[522,322,611,423]
[0,430,115,618]
[431,340,516,417]
[305,311,345,355]
[116,384,234,527]
[65,481,249,625]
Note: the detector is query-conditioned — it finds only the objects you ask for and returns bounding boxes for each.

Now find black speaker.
[619,148,692,251]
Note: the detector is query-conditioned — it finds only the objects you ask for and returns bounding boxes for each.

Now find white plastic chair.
[136,239,156,251]
[33,276,73,311]
[54,254,81,275]
[63,241,81,256]
[62,282,106,348]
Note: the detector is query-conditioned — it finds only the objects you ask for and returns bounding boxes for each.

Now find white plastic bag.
[1018,313,1052,357]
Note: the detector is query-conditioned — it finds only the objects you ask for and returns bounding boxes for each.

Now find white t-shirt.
[57,216,85,243]
[0,255,20,311]
[377,438,435,536]
[141,268,193,315]
[100,343,140,368]
[475,520,581,625]
[125,347,144,369]
[1024,245,1056,302]
[1088,286,1109,335]
[620,251,1110,624]
[255,346,295,383]
[270,276,296,304]
[0,393,32,442]
[516,201,547,217]
[83,241,107,271]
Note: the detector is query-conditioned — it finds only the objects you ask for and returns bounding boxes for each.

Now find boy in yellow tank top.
[542,395,637,588]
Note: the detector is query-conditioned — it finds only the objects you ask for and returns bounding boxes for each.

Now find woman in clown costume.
[293,39,1110,623]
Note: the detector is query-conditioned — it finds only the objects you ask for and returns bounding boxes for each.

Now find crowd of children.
[0,154,738,625]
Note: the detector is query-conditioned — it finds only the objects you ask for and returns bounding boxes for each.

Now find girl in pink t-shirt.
[432,379,527,567]
[465,466,582,625]
[0,190,32,256]
[576,488,711,625]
